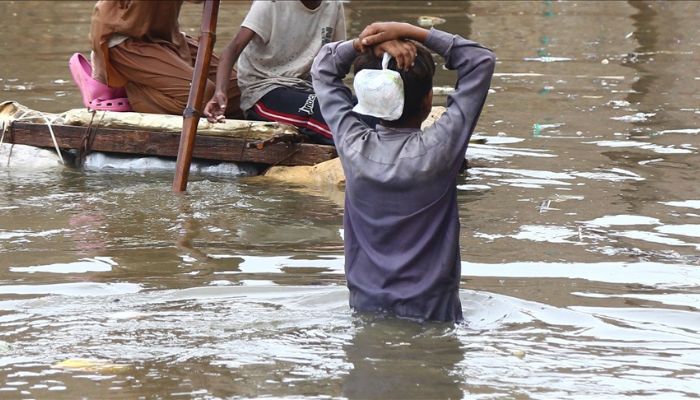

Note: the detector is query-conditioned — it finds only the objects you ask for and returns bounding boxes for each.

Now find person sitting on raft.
[311,22,495,322]
[85,0,242,117]
[203,0,345,145]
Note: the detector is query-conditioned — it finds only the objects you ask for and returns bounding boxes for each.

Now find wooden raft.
[0,103,450,168]
[6,122,336,166]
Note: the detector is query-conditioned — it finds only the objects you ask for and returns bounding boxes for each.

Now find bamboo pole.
[172,0,220,192]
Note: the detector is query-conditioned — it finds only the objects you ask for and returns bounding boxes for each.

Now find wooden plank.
[7,122,337,166]
[61,109,300,139]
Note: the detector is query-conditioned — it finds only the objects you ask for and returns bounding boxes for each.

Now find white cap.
[352,53,404,121]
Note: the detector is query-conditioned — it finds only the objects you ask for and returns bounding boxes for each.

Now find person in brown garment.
[89,0,243,117]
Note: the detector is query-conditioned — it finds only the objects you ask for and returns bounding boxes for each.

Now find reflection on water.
[1,0,700,398]
[343,318,463,400]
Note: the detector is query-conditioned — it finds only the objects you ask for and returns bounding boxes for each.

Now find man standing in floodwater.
[312,22,495,322]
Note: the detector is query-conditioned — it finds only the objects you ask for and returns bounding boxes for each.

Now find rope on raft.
[0,119,10,167]
[0,107,65,166]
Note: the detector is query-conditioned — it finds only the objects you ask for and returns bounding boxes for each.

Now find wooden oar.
[172,0,220,192]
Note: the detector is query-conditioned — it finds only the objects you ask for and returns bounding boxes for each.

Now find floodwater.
[1,0,700,398]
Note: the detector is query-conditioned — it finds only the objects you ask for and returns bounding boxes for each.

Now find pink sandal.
[69,53,132,112]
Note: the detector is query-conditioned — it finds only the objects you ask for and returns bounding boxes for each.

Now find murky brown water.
[1,1,700,398]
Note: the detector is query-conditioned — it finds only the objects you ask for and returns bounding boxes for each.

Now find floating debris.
[0,341,12,353]
[653,128,700,135]
[53,359,130,373]
[611,112,655,123]
[511,349,526,359]
[606,100,631,108]
[432,86,455,95]
[523,56,573,63]
[417,16,446,27]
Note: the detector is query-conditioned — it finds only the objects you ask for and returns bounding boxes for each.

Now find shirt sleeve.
[423,29,496,171]
[332,4,346,41]
[311,40,368,149]
[240,0,273,43]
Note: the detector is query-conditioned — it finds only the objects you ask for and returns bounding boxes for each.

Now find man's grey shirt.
[312,29,495,321]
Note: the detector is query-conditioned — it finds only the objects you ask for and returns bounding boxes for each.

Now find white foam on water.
[208,280,233,287]
[462,166,645,185]
[0,228,69,241]
[611,112,655,122]
[179,254,197,263]
[612,230,693,247]
[508,183,544,189]
[105,311,151,320]
[508,224,579,243]
[474,168,573,181]
[500,178,571,186]
[536,123,565,130]
[465,261,700,287]
[225,255,345,275]
[655,128,700,135]
[661,200,700,210]
[639,158,664,165]
[568,306,700,337]
[0,282,142,297]
[655,224,700,238]
[585,140,692,154]
[9,257,117,274]
[572,168,644,182]
[573,292,700,309]
[241,280,277,286]
[493,73,544,77]
[456,184,491,191]
[475,226,580,242]
[582,215,661,227]
[467,145,557,161]
[523,56,573,62]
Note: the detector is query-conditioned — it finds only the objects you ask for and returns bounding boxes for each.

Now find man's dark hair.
[353,42,435,125]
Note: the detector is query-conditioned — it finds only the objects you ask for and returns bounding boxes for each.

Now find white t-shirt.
[237,0,346,112]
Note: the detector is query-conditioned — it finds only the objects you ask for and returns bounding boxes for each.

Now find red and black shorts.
[246,87,335,146]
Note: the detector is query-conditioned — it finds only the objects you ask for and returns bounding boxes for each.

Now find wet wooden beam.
[7,122,337,166]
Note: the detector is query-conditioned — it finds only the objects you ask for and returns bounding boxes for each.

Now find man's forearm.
[359,22,429,48]
[214,27,255,94]
[214,43,237,94]
[395,23,429,43]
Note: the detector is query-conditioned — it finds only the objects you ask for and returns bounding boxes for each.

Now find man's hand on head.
[373,40,417,71]
[352,38,365,53]
[359,22,429,47]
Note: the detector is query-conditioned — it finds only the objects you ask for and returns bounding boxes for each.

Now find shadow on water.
[343,317,463,400]
[626,0,658,112]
